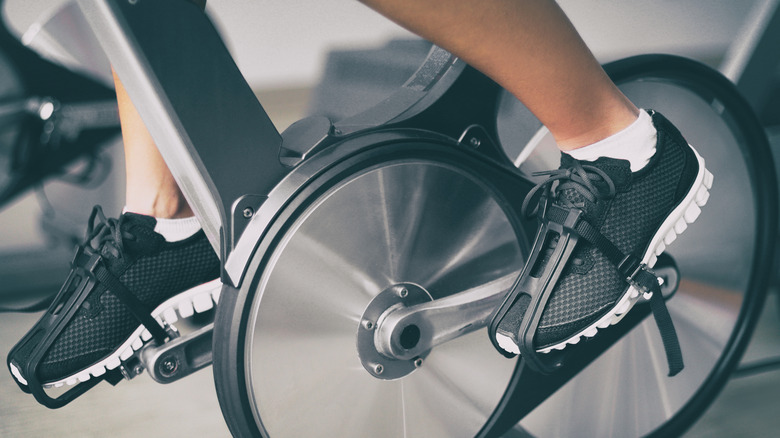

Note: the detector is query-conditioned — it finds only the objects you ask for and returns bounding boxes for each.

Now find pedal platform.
[111,320,214,385]
[137,321,214,384]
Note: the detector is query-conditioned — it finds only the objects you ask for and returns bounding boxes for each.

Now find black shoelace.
[521,161,616,218]
[83,205,137,259]
[81,206,171,344]
[0,206,136,314]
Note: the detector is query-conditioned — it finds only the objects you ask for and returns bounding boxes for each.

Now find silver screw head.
[243,207,254,218]
[373,363,384,375]
[362,319,375,330]
[398,287,409,298]
[160,355,179,377]
[469,137,481,148]
[413,357,424,368]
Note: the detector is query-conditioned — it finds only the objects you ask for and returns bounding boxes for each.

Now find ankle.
[554,103,639,150]
[125,194,194,219]
[566,109,657,172]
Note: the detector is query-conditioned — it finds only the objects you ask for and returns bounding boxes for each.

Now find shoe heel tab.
[651,110,687,147]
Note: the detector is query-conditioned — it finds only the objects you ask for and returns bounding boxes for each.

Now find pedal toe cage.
[489,200,685,376]
[489,202,583,374]
[6,245,169,408]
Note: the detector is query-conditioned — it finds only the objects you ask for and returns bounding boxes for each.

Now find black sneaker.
[490,110,712,375]
[8,206,220,395]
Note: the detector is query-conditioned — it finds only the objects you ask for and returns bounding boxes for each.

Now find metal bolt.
[133,364,144,376]
[159,355,179,378]
[242,207,254,218]
[398,287,409,298]
[38,101,55,121]
[413,357,424,368]
[362,319,375,330]
[333,128,343,135]
[469,137,481,148]
[373,363,384,375]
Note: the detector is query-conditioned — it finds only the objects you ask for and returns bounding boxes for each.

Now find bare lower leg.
[113,69,193,218]
[358,0,638,150]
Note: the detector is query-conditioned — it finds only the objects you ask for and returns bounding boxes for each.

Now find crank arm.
[375,273,518,360]
[374,253,679,362]
[136,322,214,384]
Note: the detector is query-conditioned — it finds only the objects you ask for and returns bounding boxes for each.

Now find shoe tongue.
[555,154,632,222]
[119,212,164,253]
[560,154,632,188]
[122,212,157,229]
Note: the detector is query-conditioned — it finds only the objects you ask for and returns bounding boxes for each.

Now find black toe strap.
[646,275,685,376]
[93,264,169,345]
[574,215,684,376]
[489,206,585,374]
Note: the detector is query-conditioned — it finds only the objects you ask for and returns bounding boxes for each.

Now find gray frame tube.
[76,0,288,274]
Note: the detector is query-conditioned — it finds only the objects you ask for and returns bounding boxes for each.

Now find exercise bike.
[20,0,780,436]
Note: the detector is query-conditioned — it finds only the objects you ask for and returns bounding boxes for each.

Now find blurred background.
[0,0,778,436]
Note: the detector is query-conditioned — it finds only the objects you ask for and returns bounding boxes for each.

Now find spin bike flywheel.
[213,54,777,438]
[215,128,535,437]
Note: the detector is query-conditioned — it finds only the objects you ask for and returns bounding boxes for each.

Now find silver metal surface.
[245,160,524,437]
[719,0,780,114]
[512,79,759,437]
[376,273,517,360]
[358,283,433,380]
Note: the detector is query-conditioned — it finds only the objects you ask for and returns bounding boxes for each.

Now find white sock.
[153,216,201,242]
[567,110,657,172]
[122,206,201,242]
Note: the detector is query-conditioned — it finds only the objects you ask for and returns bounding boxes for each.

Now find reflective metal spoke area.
[245,161,525,437]
[514,76,766,437]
